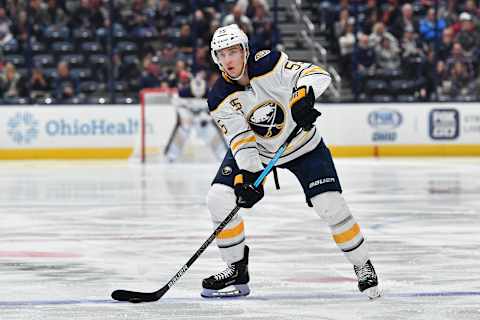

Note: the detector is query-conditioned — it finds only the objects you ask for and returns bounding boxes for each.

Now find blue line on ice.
[1,291,480,306]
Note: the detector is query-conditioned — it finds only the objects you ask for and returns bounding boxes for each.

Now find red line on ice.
[0,251,81,258]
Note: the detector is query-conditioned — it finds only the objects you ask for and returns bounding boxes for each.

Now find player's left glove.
[234,170,264,209]
[289,85,321,131]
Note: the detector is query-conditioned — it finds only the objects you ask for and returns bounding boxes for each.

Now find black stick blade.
[111,289,160,303]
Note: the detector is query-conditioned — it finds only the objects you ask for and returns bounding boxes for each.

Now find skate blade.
[201,284,250,298]
[364,285,382,300]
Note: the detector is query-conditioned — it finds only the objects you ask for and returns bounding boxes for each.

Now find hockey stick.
[111,125,302,303]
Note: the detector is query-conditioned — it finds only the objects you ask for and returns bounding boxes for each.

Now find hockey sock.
[311,192,369,266]
[207,184,246,264]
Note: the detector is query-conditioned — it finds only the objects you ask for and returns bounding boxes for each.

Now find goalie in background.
[202,24,381,299]
[164,71,228,162]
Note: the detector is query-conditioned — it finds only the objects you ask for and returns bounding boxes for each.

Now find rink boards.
[0,102,479,159]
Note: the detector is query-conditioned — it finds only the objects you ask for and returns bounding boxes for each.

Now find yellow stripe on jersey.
[289,86,306,108]
[231,135,256,153]
[217,221,244,239]
[301,65,329,77]
[333,223,360,244]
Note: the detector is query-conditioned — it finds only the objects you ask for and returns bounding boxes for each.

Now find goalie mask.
[190,74,207,98]
[210,24,249,81]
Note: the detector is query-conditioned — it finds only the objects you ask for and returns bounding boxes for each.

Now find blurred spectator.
[193,46,213,74]
[245,0,270,19]
[449,61,475,97]
[124,0,155,38]
[140,57,162,89]
[401,26,426,77]
[30,0,49,40]
[463,0,480,22]
[5,1,26,19]
[352,33,376,99]
[196,0,222,11]
[176,23,194,55]
[0,62,25,99]
[54,61,79,101]
[193,9,212,46]
[391,3,419,40]
[338,18,355,79]
[251,19,280,50]
[369,22,399,50]
[446,42,474,79]
[439,61,475,99]
[114,52,141,81]
[437,27,454,62]
[249,2,279,51]
[455,12,480,59]
[375,36,401,71]
[177,69,191,91]
[207,20,221,47]
[435,57,449,85]
[0,7,14,47]
[361,0,380,34]
[422,47,437,100]
[30,67,50,99]
[167,59,190,88]
[70,0,107,30]
[381,0,401,28]
[154,0,174,40]
[157,42,178,70]
[46,0,67,26]
[334,8,350,42]
[223,4,253,35]
[11,9,27,49]
[419,8,447,43]
[442,1,461,27]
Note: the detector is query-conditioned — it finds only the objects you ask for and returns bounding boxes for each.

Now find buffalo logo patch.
[222,166,233,176]
[247,100,285,138]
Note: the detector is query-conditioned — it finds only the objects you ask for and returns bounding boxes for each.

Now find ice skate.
[201,246,250,298]
[354,260,381,299]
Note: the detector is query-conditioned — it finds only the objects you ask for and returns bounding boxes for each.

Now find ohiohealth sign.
[2,107,141,148]
[0,105,177,159]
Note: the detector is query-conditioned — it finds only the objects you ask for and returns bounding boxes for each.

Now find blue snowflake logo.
[7,112,40,144]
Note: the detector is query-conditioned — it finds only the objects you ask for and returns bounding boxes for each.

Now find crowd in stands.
[0,0,277,104]
[315,0,480,101]
[3,0,479,103]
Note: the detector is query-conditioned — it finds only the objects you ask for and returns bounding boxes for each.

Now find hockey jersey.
[207,50,331,173]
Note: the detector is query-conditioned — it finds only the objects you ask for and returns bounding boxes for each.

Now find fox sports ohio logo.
[367,109,403,130]
[247,100,285,138]
[7,112,40,145]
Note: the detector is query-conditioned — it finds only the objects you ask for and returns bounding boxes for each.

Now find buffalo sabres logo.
[247,100,285,138]
[222,166,232,176]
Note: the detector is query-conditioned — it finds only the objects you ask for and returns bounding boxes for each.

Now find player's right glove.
[234,170,264,208]
[289,85,321,131]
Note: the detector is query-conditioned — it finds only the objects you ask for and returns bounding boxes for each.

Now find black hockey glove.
[290,85,321,131]
[234,170,264,209]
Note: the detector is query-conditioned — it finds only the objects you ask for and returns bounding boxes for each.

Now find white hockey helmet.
[210,24,249,80]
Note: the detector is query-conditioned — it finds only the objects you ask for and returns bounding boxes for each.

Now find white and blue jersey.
[208,50,331,172]
[208,50,341,203]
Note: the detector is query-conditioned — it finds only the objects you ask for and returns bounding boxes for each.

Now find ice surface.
[0,158,479,319]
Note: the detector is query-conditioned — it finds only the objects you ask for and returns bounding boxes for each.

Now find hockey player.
[202,24,380,299]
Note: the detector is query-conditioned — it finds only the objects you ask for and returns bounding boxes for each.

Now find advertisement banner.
[0,105,176,159]
[1,102,479,159]
[318,102,480,146]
